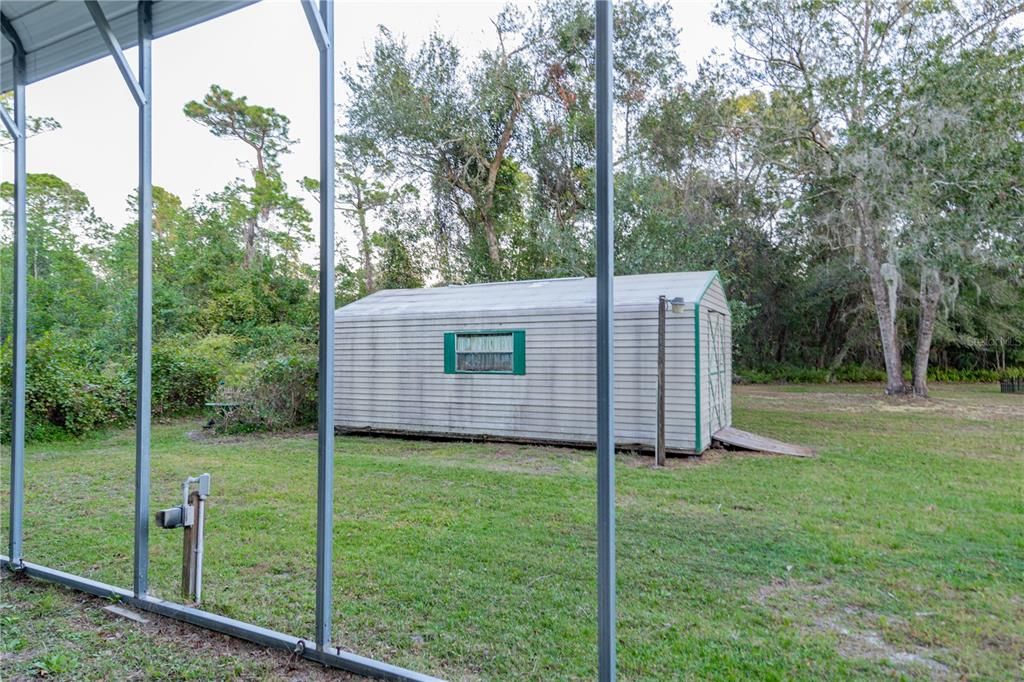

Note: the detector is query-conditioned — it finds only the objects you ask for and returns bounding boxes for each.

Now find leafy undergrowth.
[1,383,1021,680]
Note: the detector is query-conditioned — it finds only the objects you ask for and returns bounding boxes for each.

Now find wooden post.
[656,295,666,466]
[181,490,199,601]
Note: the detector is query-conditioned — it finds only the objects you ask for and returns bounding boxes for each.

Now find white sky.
[0,0,729,253]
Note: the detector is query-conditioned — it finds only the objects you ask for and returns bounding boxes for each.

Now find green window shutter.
[444,332,456,374]
[512,330,526,375]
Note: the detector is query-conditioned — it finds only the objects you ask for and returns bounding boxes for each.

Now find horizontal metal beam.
[300,0,330,51]
[84,0,147,106]
[1,557,444,682]
[0,104,17,139]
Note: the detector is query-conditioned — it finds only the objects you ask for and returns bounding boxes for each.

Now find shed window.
[444,330,526,375]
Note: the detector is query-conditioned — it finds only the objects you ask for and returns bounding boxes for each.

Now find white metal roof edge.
[335,271,720,318]
[1,1,259,93]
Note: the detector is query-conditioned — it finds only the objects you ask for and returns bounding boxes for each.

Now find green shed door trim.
[444,329,526,375]
[444,332,456,373]
[694,303,702,452]
[512,330,526,375]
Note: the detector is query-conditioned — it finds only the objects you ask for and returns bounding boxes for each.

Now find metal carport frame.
[1,1,617,680]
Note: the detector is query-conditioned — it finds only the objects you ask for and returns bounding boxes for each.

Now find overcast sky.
[1,0,730,250]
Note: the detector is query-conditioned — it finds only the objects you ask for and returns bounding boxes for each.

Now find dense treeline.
[337,0,1024,396]
[2,0,1023,439]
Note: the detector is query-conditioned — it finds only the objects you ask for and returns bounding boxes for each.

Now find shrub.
[151,346,220,416]
[120,335,227,417]
[0,332,232,442]
[736,363,1023,385]
[927,367,1024,383]
[735,364,878,384]
[0,332,132,441]
[212,350,317,433]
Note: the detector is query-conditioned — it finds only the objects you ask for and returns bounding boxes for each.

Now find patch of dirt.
[753,579,954,679]
[186,428,317,445]
[187,429,245,444]
[628,446,792,469]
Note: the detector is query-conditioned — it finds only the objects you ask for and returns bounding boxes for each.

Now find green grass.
[2,383,1022,680]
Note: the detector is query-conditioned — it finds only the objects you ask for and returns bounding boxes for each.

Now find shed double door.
[706,310,729,436]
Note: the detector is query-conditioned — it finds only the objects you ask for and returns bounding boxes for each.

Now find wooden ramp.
[712,427,816,458]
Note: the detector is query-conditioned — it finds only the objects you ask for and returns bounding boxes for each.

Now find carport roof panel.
[1,0,257,93]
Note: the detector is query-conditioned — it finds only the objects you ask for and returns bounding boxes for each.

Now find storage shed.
[334,271,731,454]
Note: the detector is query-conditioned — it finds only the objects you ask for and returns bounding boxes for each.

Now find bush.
[119,335,230,417]
[736,363,1024,385]
[0,332,232,442]
[929,366,1007,382]
[735,364,884,384]
[0,333,132,441]
[150,347,221,416]
[212,351,317,433]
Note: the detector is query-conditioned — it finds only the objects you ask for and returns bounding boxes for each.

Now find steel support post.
[595,1,616,680]
[4,17,27,569]
[656,296,666,466]
[313,0,336,652]
[134,0,154,597]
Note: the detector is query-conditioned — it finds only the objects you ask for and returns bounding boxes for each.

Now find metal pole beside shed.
[595,1,617,680]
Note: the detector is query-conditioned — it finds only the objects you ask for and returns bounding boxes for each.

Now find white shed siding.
[334,272,729,453]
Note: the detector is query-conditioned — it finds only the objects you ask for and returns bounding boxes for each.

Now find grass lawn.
[1,383,1022,680]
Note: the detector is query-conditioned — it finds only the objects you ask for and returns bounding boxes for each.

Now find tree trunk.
[476,94,521,275]
[243,217,257,269]
[861,228,906,394]
[482,213,501,271]
[911,267,942,397]
[357,197,375,293]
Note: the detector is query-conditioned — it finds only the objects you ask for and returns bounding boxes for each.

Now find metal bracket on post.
[84,0,147,106]
[155,474,210,604]
[182,474,210,603]
[0,105,20,139]
[300,0,330,51]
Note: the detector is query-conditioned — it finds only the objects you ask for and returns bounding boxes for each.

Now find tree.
[0,92,60,150]
[892,44,1024,394]
[184,85,310,268]
[343,0,683,282]
[344,24,532,279]
[0,174,110,340]
[303,133,416,295]
[716,0,1024,395]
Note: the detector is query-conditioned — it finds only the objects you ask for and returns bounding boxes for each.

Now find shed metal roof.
[1,0,257,92]
[337,271,720,318]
